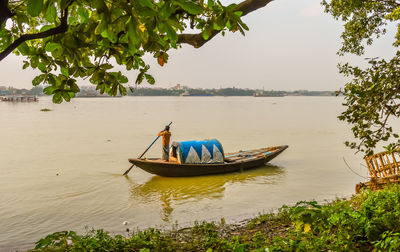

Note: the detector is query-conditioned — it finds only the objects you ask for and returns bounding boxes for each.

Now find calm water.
[1,96,369,250]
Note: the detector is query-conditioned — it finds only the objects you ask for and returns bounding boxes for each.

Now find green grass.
[30,185,400,251]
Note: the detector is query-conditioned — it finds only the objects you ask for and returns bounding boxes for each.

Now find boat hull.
[128,145,288,177]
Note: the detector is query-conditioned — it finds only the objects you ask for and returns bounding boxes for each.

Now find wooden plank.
[385,153,396,175]
[224,149,275,163]
[225,148,266,158]
[378,155,389,176]
[373,157,383,177]
[366,158,378,177]
[392,153,400,174]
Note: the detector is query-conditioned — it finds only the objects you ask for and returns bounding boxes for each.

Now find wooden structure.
[129,145,288,177]
[356,150,400,193]
[356,175,400,193]
[364,150,400,178]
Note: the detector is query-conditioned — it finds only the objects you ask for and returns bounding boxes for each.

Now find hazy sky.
[0,0,396,90]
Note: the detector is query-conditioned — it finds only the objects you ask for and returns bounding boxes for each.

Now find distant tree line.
[1,85,335,97]
[129,88,184,96]
[128,87,334,97]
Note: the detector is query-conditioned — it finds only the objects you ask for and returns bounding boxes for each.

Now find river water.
[0,96,369,250]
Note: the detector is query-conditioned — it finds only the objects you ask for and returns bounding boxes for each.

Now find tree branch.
[0,0,13,27]
[0,8,69,62]
[177,0,274,48]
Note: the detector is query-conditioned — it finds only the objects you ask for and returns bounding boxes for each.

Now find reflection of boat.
[129,145,288,177]
[128,165,285,221]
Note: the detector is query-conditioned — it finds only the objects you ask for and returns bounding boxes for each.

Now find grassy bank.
[31,185,400,251]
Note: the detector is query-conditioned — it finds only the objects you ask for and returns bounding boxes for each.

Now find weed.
[31,185,400,251]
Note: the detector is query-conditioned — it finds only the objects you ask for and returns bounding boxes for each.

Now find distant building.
[0,90,10,96]
[171,84,188,91]
[171,84,181,90]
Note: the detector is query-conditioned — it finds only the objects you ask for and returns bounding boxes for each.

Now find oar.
[123,122,173,176]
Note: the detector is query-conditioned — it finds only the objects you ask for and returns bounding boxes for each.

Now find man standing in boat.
[158,125,171,161]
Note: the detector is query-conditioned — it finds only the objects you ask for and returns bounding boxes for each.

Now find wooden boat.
[129,145,288,177]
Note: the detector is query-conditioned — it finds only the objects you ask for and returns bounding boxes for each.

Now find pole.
[123,122,173,176]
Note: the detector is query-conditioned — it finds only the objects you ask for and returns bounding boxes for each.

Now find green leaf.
[138,0,154,9]
[18,42,30,55]
[60,0,72,10]
[213,22,222,31]
[202,30,209,40]
[202,25,212,40]
[61,91,71,102]
[233,244,248,252]
[225,3,237,12]
[52,92,63,104]
[47,74,61,87]
[240,21,249,31]
[110,83,118,96]
[70,82,80,93]
[145,74,155,84]
[226,20,231,30]
[165,23,178,43]
[43,86,55,95]
[119,84,127,96]
[139,8,158,17]
[119,75,128,83]
[216,15,225,28]
[159,3,176,19]
[100,63,113,70]
[22,61,30,69]
[64,34,78,48]
[176,0,204,15]
[37,62,47,72]
[28,0,43,17]
[68,16,78,24]
[234,11,243,17]
[127,19,140,54]
[136,72,144,84]
[45,4,57,22]
[40,25,55,32]
[77,7,89,22]
[32,74,46,86]
[95,19,108,35]
[61,67,69,77]
[45,42,62,52]
[93,0,108,12]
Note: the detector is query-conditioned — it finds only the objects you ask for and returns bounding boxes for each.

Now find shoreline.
[4,193,357,251]
[29,189,388,251]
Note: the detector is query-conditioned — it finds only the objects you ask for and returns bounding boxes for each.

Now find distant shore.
[1,85,335,98]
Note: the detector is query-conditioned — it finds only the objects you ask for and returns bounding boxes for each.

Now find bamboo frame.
[356,175,400,193]
[364,150,400,178]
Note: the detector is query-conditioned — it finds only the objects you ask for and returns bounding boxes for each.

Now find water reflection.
[128,165,285,221]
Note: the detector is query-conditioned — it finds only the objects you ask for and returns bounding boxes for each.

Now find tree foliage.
[0,0,273,103]
[323,0,400,155]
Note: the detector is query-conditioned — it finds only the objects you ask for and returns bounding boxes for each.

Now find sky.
[0,0,397,90]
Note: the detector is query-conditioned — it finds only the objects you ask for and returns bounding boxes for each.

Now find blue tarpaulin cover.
[172,139,224,164]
